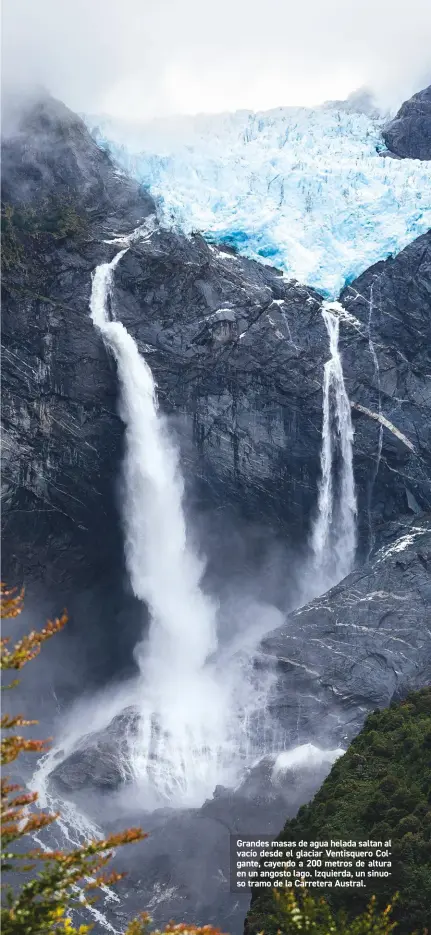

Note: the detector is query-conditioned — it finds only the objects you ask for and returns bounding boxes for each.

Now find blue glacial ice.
[86,105,431,298]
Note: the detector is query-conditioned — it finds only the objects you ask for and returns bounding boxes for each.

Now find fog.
[2,0,431,121]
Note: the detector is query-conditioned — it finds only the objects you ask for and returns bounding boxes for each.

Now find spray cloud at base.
[88,240,284,807]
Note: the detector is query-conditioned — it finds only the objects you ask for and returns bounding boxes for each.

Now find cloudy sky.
[2,0,431,120]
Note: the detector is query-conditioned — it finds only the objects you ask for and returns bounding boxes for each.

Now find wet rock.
[50,711,137,793]
[52,744,125,793]
[340,230,431,546]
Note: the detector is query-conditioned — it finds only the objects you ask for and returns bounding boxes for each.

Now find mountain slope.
[383,85,431,160]
[257,515,431,747]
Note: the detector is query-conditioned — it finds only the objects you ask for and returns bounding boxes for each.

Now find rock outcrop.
[340,231,431,539]
[2,91,154,231]
[258,515,431,747]
[382,84,431,160]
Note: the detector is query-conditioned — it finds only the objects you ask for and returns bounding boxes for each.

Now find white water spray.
[90,253,218,673]
[30,740,121,934]
[89,245,269,805]
[311,304,357,587]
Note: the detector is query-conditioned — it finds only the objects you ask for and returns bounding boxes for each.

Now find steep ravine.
[382,84,431,160]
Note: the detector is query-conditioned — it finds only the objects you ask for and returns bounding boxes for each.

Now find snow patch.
[376,527,427,562]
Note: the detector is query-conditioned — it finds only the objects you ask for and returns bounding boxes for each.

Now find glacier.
[86,104,431,298]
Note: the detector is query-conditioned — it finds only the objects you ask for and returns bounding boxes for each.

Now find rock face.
[2,90,431,935]
[339,231,431,540]
[1,94,157,681]
[2,94,431,592]
[50,711,137,793]
[2,91,431,681]
[382,85,431,160]
[2,94,153,591]
[111,227,431,562]
[258,515,431,748]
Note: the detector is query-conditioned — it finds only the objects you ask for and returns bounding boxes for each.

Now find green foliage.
[247,889,396,935]
[246,689,431,935]
[1,197,88,273]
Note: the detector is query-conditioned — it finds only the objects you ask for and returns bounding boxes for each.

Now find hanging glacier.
[86,104,431,298]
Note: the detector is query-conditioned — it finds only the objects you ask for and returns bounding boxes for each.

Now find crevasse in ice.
[86,105,431,297]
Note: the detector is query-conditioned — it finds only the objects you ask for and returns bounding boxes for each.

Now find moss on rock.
[1,197,88,274]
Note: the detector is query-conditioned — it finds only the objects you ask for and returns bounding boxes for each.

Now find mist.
[2,0,431,122]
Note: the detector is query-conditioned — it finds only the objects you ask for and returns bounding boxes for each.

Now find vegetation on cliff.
[246,688,431,935]
[1,198,88,273]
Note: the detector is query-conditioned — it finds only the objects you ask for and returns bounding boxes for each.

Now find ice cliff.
[87,104,431,297]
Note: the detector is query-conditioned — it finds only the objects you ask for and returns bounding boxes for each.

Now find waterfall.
[311,304,357,587]
[89,247,248,805]
[366,280,383,558]
[90,253,218,672]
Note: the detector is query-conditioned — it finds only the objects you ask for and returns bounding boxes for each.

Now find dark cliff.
[382,84,431,160]
[2,95,431,592]
[1,94,156,678]
[2,89,431,935]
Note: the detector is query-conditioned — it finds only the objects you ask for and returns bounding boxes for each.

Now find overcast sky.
[2,0,431,120]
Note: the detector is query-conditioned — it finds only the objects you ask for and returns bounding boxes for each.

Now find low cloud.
[2,0,431,120]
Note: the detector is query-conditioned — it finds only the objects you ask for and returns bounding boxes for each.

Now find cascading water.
[366,280,383,558]
[89,243,272,806]
[25,239,355,935]
[311,303,357,588]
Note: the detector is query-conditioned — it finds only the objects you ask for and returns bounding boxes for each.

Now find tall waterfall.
[89,247,251,805]
[366,280,383,558]
[311,304,357,587]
